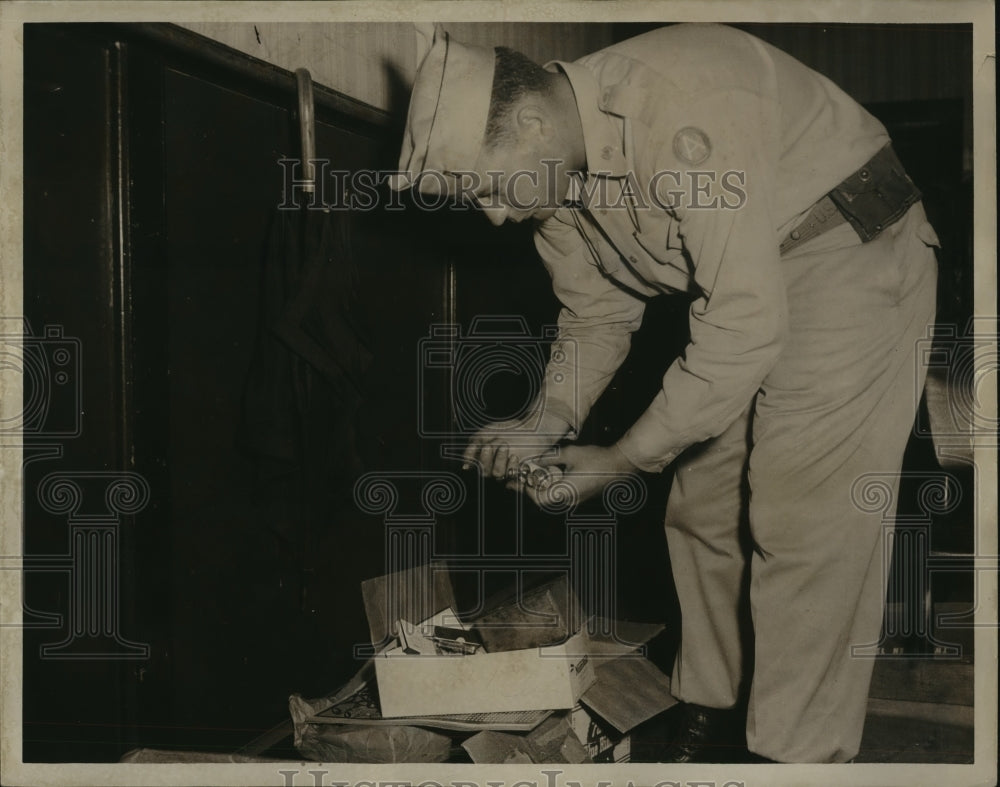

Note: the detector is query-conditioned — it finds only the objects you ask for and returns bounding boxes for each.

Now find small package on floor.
[361,564,596,718]
[462,714,592,764]
[572,619,678,763]
[458,619,677,764]
[568,702,630,763]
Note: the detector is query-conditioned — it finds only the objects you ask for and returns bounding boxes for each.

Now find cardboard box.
[568,703,630,763]
[568,653,677,764]
[361,565,597,718]
[374,627,594,717]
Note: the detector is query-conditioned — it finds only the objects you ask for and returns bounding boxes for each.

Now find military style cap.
[390,24,496,193]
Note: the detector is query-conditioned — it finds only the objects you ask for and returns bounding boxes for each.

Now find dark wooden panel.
[129,60,450,751]
[22,23,133,763]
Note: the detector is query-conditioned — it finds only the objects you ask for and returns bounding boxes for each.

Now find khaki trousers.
[665,203,939,762]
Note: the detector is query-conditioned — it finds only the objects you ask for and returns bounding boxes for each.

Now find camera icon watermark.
[915,316,998,442]
[0,318,82,440]
[417,316,576,438]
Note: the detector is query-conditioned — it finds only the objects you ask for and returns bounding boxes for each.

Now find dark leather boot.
[656,702,746,763]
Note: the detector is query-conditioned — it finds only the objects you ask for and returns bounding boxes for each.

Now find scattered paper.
[397,618,435,654]
[418,606,467,631]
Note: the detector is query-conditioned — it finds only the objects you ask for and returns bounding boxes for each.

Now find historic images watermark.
[0,318,82,441]
[914,317,999,442]
[351,468,649,658]
[849,471,968,658]
[351,310,652,657]
[277,159,749,213]
[277,769,747,787]
[843,318,999,658]
[417,317,575,439]
[1,317,149,658]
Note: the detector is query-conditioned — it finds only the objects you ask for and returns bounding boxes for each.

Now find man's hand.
[514,443,639,507]
[462,413,570,482]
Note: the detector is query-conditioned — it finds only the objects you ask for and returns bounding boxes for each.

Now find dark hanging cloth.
[241,205,372,582]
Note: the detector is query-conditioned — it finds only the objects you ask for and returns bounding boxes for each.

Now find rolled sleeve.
[618,88,788,472]
[534,211,647,437]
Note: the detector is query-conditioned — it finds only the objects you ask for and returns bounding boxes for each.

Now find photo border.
[1,2,995,786]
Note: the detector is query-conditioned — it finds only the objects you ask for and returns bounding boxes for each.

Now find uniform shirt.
[534,23,889,472]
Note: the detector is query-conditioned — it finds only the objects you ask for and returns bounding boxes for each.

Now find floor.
[857,706,974,763]
[130,607,981,765]
[856,602,975,763]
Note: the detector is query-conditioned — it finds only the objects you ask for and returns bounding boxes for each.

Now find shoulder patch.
[672,126,712,165]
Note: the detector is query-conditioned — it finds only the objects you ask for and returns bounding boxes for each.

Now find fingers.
[464,431,546,480]
[463,435,497,476]
[526,468,570,507]
[507,464,564,506]
[464,440,519,479]
[492,443,512,481]
[534,445,576,471]
[461,434,484,469]
[478,442,500,479]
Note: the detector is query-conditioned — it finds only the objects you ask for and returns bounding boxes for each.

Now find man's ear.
[514,103,552,141]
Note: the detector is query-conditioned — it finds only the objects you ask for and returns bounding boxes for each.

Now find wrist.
[611,442,640,473]
[533,397,579,440]
[616,429,676,474]
[533,409,574,442]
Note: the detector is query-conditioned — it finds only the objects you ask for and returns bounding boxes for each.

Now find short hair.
[483,46,552,149]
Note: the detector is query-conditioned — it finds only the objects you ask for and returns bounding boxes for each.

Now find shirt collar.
[546,59,629,179]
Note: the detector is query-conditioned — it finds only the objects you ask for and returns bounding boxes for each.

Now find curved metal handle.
[295,67,316,193]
